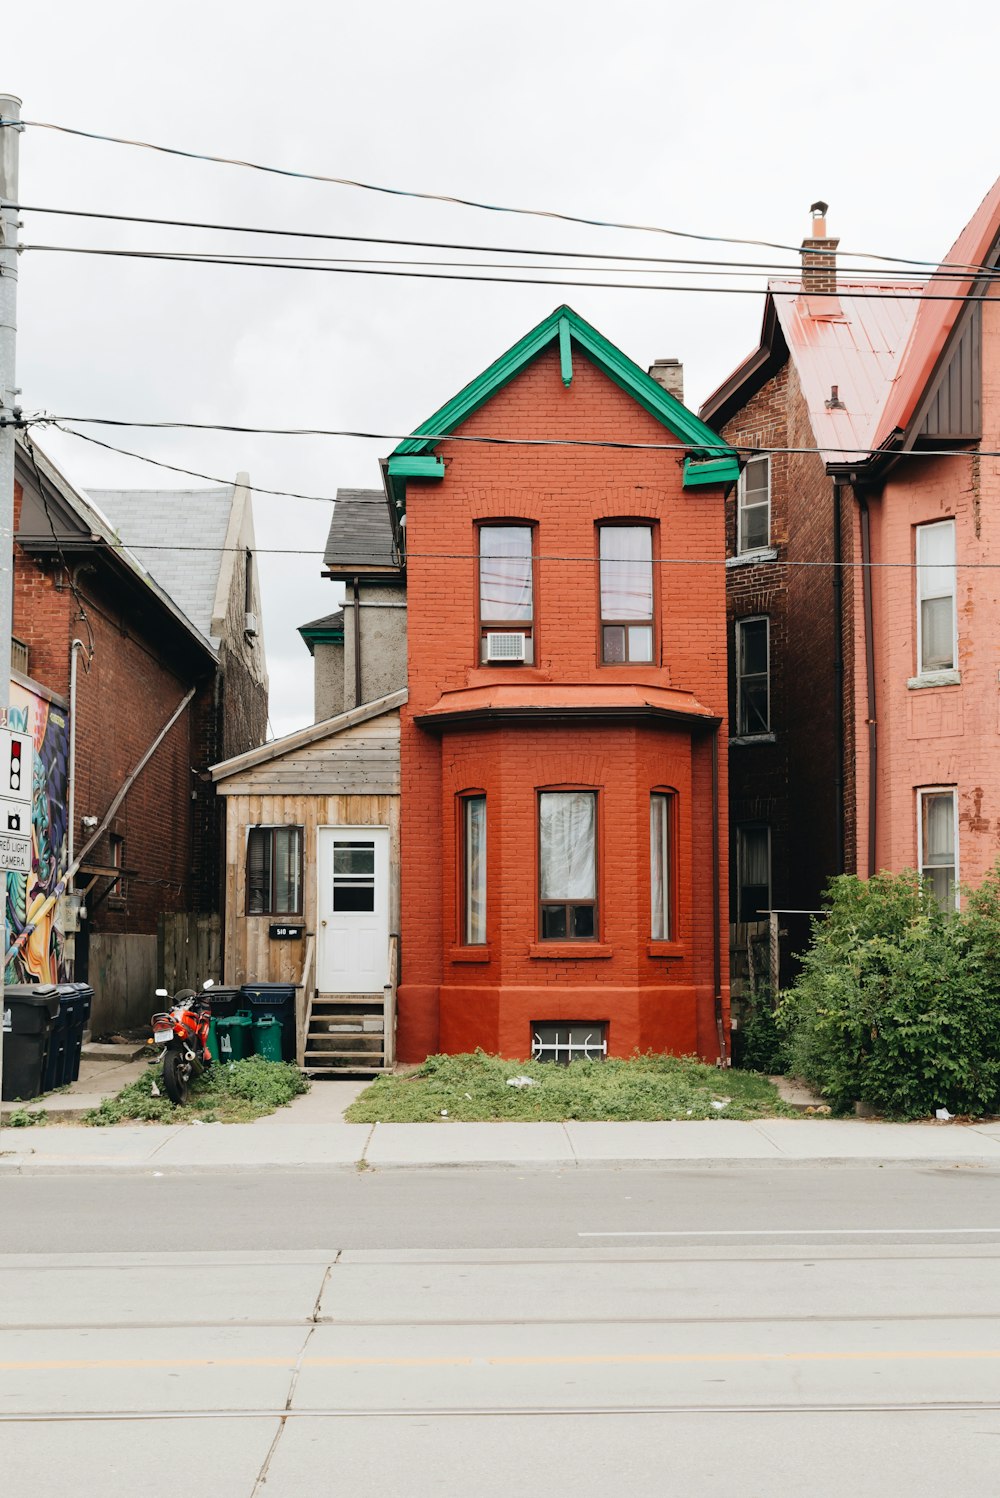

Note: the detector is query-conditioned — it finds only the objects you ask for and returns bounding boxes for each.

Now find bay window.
[599,525,654,663]
[539,791,597,939]
[650,792,674,940]
[461,794,487,944]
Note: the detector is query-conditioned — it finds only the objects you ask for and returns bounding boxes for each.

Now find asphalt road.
[3,1165,1000,1496]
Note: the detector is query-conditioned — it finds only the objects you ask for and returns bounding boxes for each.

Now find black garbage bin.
[42,991,72,1091]
[240,983,297,1062]
[3,986,60,1101]
[205,986,242,1020]
[62,983,94,1085]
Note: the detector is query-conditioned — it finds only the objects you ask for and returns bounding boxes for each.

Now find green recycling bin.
[215,1010,252,1062]
[253,1016,283,1063]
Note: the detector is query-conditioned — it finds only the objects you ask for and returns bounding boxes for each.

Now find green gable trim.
[387,304,736,510]
[682,455,741,488]
[386,455,446,480]
[558,315,573,387]
[298,623,345,657]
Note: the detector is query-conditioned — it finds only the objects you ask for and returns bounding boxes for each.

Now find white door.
[316,827,390,993]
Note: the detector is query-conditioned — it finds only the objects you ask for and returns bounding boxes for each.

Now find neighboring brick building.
[11,438,268,1028]
[382,305,738,1063]
[700,184,1000,978]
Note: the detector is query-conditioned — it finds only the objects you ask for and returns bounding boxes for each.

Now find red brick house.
[383,306,738,1064]
[12,437,267,1029]
[700,186,1000,987]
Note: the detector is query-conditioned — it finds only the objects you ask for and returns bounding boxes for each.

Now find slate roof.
[89,486,235,642]
[323,489,398,570]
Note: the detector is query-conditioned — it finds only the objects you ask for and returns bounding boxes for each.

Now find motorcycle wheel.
[162,1050,192,1106]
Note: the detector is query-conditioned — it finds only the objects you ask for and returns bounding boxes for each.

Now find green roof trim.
[387,304,736,509]
[558,314,573,387]
[298,619,345,657]
[386,455,446,480]
[682,455,741,488]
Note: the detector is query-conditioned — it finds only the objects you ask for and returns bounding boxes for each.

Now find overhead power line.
[5,116,994,275]
[21,244,997,302]
[15,203,991,285]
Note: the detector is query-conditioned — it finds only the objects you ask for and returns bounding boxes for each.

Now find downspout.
[352,575,362,709]
[831,482,845,874]
[67,638,89,869]
[711,726,728,1065]
[859,495,877,877]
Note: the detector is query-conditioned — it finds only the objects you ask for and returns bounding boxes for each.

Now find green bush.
[778,868,1000,1118]
[736,991,785,1074]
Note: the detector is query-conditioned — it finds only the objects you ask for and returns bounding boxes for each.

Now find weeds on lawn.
[83,1056,308,1126]
[345,1050,792,1123]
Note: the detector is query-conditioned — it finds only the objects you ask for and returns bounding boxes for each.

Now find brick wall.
[397,343,730,1061]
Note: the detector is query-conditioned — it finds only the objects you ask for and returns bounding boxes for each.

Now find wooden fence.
[157,913,223,994]
[88,934,158,1035]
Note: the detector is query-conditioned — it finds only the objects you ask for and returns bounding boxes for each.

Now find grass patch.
[344,1050,793,1123]
[5,1107,48,1127]
[83,1057,308,1126]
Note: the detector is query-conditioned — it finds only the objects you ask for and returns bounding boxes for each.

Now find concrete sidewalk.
[2,1112,1000,1175]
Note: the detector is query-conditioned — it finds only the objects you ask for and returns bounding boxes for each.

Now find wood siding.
[216,714,400,798]
[919,304,982,439]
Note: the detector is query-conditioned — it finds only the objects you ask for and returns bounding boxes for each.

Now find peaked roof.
[700,281,920,464]
[91,485,236,642]
[323,489,397,572]
[210,688,407,781]
[387,304,738,505]
[872,174,1000,451]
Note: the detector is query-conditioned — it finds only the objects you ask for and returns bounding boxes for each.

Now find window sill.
[727,547,778,568]
[647,940,686,959]
[907,670,961,690]
[729,732,776,746]
[528,942,613,959]
[449,946,492,963]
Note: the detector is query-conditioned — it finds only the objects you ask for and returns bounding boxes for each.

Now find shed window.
[247,826,303,916]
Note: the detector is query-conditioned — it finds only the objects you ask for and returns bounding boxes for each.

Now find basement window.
[531,1023,607,1065]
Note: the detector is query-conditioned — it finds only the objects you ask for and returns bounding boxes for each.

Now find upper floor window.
[461,794,487,945]
[737,456,770,553]
[650,791,675,940]
[916,520,956,673]
[736,823,770,923]
[918,788,958,910]
[599,525,654,663]
[539,791,597,940]
[246,825,303,916]
[479,525,534,664]
[736,617,770,736]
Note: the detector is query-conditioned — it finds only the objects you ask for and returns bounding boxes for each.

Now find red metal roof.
[872,175,1000,449]
[769,280,921,464]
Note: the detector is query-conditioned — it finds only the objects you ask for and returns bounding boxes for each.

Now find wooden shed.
[209,689,405,1075]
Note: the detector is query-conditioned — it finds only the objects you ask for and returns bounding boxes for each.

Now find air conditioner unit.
[244,611,258,638]
[485,631,527,663]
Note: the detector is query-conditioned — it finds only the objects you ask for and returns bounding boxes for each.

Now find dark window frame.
[735,822,771,924]
[245,824,305,917]
[596,521,656,665]
[735,615,770,736]
[537,788,599,942]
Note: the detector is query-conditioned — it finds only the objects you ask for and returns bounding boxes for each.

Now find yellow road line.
[4,1349,1000,1372]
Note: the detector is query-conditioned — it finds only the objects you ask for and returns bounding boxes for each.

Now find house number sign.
[269,923,304,940]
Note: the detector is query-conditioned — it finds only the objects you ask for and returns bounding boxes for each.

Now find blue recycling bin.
[240,983,297,1062]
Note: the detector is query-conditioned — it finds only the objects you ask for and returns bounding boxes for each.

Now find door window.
[332,840,376,912]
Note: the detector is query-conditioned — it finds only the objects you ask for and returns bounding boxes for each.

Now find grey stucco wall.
[342,582,407,709]
[314,640,345,721]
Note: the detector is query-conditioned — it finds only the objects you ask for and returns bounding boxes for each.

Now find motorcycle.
[151,980,215,1105]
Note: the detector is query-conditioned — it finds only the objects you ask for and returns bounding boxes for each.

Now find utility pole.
[0,93,22,1120]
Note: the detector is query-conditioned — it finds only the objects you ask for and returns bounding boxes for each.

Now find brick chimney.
[648,357,684,404]
[801,200,839,296]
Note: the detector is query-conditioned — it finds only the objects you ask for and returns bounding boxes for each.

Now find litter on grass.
[506,1076,537,1089]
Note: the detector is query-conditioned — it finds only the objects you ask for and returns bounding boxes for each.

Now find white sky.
[8,0,998,736]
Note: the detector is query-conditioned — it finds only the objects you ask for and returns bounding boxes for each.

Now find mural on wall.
[5,680,69,984]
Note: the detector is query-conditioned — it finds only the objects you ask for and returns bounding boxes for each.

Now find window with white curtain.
[462,795,487,944]
[737,456,770,553]
[599,525,654,663]
[918,788,958,910]
[736,824,770,923]
[916,520,956,672]
[650,792,674,940]
[539,791,597,939]
[479,525,534,661]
